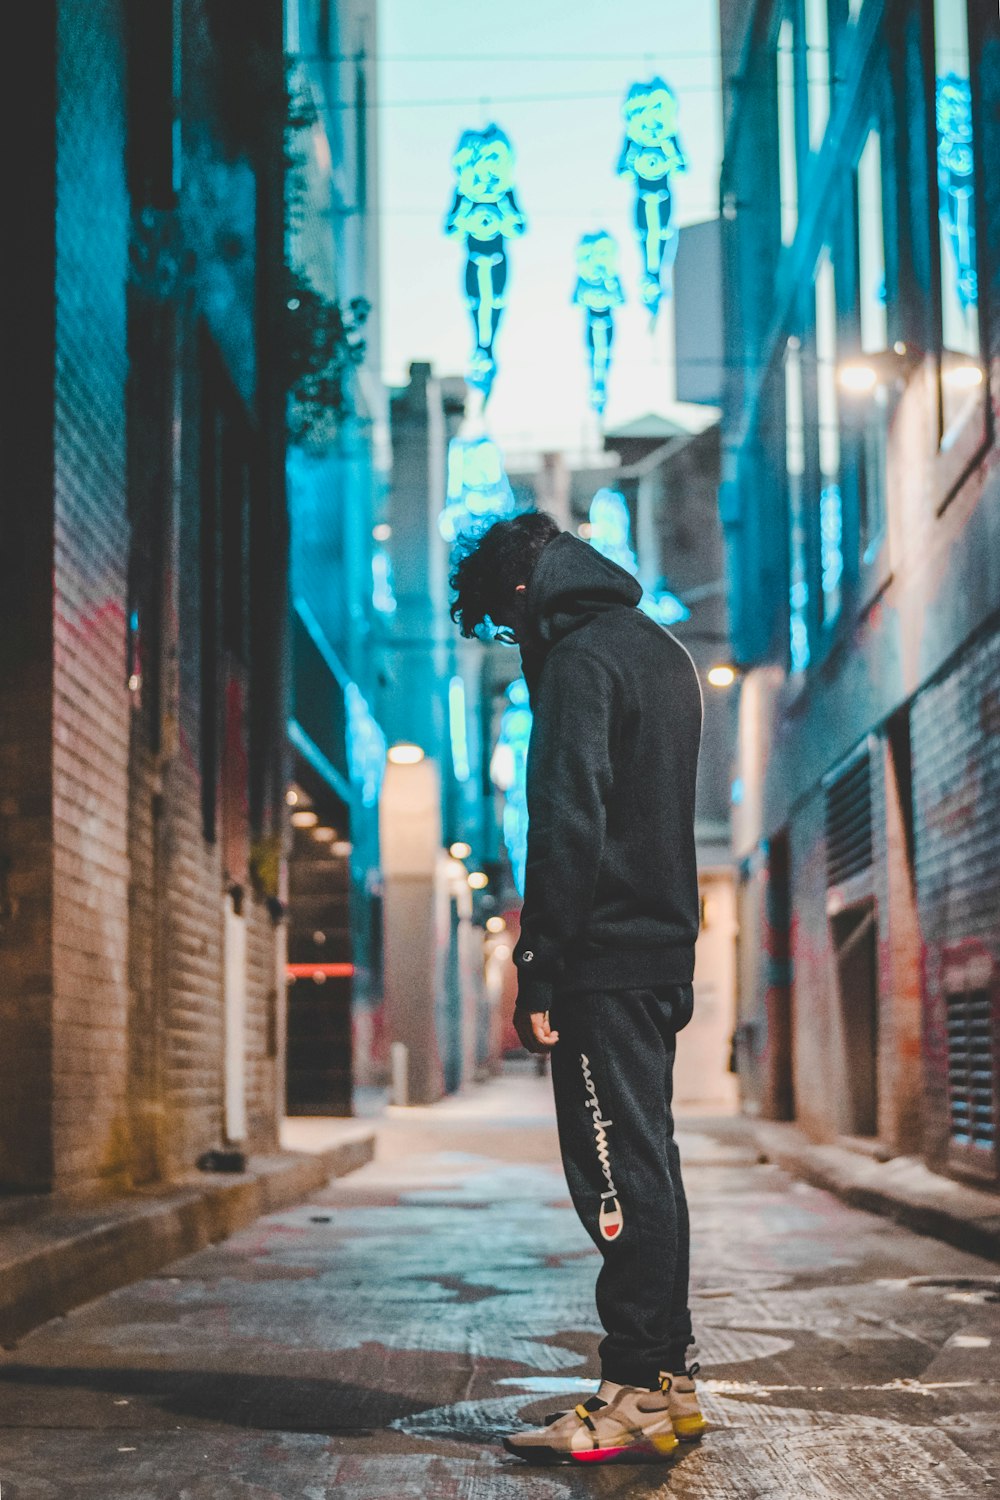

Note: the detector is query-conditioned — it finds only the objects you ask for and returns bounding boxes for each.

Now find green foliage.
[284,275,370,452]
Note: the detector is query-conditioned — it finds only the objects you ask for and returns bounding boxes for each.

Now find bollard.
[390,1041,409,1107]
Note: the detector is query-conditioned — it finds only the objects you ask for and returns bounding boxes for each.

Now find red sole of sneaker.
[572,1441,679,1465]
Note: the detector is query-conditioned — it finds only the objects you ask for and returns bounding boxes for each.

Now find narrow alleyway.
[0,1064,998,1499]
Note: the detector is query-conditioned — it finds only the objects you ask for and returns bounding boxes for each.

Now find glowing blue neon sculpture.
[345,683,387,810]
[587,489,690,627]
[371,547,397,615]
[440,433,516,543]
[445,124,526,399]
[572,231,625,416]
[936,74,977,315]
[490,678,533,897]
[617,79,687,322]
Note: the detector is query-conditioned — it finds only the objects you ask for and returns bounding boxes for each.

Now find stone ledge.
[0,1131,375,1347]
[753,1120,1000,1263]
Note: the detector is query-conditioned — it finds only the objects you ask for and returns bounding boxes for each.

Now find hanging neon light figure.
[439,433,516,543]
[572,231,625,416]
[444,124,526,399]
[936,73,977,316]
[490,678,533,897]
[617,78,687,322]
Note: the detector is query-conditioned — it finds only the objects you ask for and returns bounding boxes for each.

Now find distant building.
[0,1,288,1190]
[719,0,1000,1186]
[373,363,496,1102]
[282,0,389,1116]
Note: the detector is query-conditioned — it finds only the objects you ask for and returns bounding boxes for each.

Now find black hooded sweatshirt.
[513,532,703,1014]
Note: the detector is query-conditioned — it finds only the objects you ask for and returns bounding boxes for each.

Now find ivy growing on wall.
[283,63,370,453]
[284,276,369,452]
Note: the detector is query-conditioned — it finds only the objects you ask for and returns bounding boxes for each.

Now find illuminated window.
[785,339,810,673]
[856,130,888,559]
[804,0,830,151]
[448,676,471,784]
[777,19,799,246]
[815,250,843,626]
[857,132,887,355]
[934,0,981,433]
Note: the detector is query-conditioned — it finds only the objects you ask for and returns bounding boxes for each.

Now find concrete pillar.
[380,755,445,1104]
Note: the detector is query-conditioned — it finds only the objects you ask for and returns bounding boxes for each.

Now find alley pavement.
[1,1063,998,1499]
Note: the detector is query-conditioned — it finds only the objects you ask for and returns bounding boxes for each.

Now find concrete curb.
[0,1131,375,1348]
[753,1120,1000,1264]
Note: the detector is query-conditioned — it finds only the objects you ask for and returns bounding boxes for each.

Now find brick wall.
[0,0,286,1193]
[51,0,133,1189]
[912,620,1000,1181]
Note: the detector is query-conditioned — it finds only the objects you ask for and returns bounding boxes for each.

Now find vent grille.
[825,749,873,887]
[946,988,997,1153]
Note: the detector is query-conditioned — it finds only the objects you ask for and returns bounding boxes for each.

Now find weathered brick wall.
[3,0,286,1191]
[912,621,1000,1179]
[51,0,133,1190]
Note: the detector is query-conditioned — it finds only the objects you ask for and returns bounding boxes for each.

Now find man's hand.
[514,1008,560,1054]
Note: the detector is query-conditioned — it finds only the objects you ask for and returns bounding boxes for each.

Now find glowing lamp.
[942,363,983,389]
[707,664,737,688]
[372,522,392,541]
[312,826,335,842]
[387,742,425,765]
[486,916,506,933]
[837,361,879,394]
[450,841,472,859]
[468,871,489,890]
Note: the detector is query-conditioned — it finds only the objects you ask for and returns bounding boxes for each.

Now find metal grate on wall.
[824,745,873,888]
[945,987,998,1154]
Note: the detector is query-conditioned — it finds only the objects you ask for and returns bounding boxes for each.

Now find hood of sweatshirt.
[526,532,643,648]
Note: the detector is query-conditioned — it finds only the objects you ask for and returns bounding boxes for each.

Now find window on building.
[933,0,982,435]
[857,132,887,355]
[815,250,843,626]
[804,0,830,152]
[855,129,888,559]
[777,18,799,246]
[785,337,810,673]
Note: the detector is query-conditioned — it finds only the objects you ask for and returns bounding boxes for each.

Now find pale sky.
[378,0,724,462]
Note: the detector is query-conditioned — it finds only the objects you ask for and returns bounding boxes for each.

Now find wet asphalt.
[0,1061,998,1498]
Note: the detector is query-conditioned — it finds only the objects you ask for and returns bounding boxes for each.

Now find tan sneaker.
[503,1379,680,1465]
[666,1361,708,1440]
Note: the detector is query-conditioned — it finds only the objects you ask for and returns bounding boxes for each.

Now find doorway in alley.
[832,899,879,1137]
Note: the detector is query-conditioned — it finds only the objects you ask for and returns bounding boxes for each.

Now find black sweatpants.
[548,983,694,1387]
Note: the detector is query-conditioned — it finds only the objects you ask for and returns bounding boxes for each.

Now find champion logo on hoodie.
[580,1053,624,1241]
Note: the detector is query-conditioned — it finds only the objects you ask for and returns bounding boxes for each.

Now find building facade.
[282,0,389,1114]
[720,0,1000,1183]
[0,0,288,1192]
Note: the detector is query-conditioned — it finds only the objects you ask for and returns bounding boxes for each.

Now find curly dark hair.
[449,510,562,640]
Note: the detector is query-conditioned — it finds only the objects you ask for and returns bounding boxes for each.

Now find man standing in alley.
[449,510,707,1466]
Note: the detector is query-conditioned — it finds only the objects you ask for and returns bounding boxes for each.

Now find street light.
[290,809,319,828]
[837,342,919,395]
[707,664,737,688]
[942,363,983,389]
[486,915,506,933]
[387,742,425,765]
[450,840,472,859]
[468,870,489,890]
